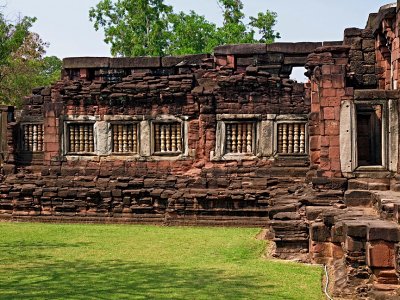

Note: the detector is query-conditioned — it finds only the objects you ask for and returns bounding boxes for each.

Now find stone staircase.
[309,178,400,299]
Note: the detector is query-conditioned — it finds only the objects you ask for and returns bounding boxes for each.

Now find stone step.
[370,191,400,223]
[344,190,374,207]
[348,178,390,191]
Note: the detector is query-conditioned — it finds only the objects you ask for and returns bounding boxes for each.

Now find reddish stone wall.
[4,4,400,298]
[0,43,317,225]
[306,46,351,179]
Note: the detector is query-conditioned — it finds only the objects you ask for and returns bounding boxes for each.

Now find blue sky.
[2,0,393,58]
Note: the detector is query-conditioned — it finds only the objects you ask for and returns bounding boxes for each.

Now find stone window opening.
[66,123,95,154]
[111,123,139,154]
[224,121,256,155]
[152,122,183,156]
[21,123,44,152]
[213,114,261,161]
[276,122,307,155]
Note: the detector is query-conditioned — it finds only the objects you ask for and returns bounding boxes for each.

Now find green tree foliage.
[249,11,280,44]
[167,11,218,55]
[0,12,35,65]
[215,0,254,44]
[89,0,173,56]
[90,0,281,57]
[0,11,62,106]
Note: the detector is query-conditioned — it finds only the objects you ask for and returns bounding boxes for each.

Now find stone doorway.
[356,103,383,167]
[339,97,398,177]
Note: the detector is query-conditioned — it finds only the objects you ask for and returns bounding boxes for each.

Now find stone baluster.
[117,125,123,152]
[300,124,305,153]
[282,124,288,153]
[113,125,118,152]
[226,124,232,153]
[132,125,137,153]
[231,124,237,153]
[155,124,160,152]
[38,125,43,151]
[242,124,247,153]
[27,125,33,151]
[294,124,299,153]
[127,125,133,152]
[278,124,283,153]
[171,124,177,152]
[247,124,252,153]
[165,124,171,152]
[176,125,182,152]
[74,126,79,152]
[237,123,242,153]
[122,125,128,152]
[288,124,293,153]
[23,125,29,151]
[160,124,165,152]
[32,125,38,152]
[84,125,89,152]
[79,125,84,152]
[69,126,75,152]
[88,125,94,152]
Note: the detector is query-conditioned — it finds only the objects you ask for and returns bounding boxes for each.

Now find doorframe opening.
[340,98,398,177]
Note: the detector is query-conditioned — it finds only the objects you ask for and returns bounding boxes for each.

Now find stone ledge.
[354,89,400,100]
[63,57,110,68]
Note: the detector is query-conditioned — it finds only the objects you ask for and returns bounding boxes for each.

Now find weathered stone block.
[367,222,400,242]
[361,39,375,52]
[310,222,331,242]
[366,241,395,268]
[345,236,364,252]
[344,27,362,37]
[345,222,368,238]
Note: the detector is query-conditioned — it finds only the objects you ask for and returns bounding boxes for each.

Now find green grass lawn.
[0,222,323,300]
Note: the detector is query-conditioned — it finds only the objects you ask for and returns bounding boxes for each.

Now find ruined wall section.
[343,28,378,89]
[0,44,319,225]
[369,5,397,90]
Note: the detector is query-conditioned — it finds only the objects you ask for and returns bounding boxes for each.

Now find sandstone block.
[367,241,395,268]
[310,223,331,242]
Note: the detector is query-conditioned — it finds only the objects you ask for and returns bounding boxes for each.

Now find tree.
[90,0,280,57]
[89,0,173,56]
[167,11,217,55]
[215,0,254,45]
[0,11,62,106]
[38,56,63,85]
[249,11,280,44]
[0,12,35,64]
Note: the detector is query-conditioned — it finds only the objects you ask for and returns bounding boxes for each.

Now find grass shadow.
[0,259,293,300]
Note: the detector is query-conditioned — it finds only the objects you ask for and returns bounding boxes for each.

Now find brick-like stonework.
[3,3,400,298]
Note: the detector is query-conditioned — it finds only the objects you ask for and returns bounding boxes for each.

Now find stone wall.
[0,43,320,227]
[306,45,351,181]
[3,3,400,297]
